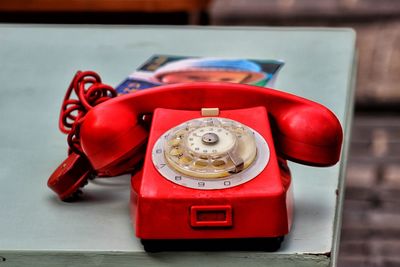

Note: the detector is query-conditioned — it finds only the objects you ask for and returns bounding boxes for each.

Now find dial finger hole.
[179,156,193,165]
[169,148,183,157]
[174,130,187,139]
[194,160,208,168]
[234,127,244,134]
[168,138,181,147]
[212,159,226,168]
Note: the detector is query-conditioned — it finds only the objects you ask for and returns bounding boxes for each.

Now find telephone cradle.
[48,71,343,252]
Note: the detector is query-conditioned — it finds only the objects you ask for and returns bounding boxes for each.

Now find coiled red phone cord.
[50,71,150,200]
[49,71,118,200]
[59,71,117,156]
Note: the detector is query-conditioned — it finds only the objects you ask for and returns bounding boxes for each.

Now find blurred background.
[1,0,399,266]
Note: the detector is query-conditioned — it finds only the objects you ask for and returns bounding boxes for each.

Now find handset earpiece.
[79,103,149,175]
[269,105,343,166]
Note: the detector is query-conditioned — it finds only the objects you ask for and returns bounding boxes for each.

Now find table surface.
[0,25,355,267]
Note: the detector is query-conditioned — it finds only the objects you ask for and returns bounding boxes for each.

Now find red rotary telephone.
[48,71,343,251]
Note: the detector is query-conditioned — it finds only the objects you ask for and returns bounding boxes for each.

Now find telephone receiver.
[48,74,343,200]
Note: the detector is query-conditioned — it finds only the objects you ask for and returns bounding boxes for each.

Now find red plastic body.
[70,81,342,241]
[132,107,293,240]
[48,76,344,243]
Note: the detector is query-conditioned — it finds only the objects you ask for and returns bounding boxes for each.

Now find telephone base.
[141,237,284,252]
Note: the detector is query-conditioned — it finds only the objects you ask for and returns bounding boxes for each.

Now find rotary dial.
[152,117,270,189]
[161,117,257,179]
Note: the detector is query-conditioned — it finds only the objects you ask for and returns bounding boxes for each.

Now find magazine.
[116,55,284,94]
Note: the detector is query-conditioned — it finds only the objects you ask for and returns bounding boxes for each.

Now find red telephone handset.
[79,82,342,173]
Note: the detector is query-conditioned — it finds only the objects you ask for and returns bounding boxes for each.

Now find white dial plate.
[152,120,270,190]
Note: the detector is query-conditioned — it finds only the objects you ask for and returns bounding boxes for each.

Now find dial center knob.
[201,132,219,145]
[187,126,236,156]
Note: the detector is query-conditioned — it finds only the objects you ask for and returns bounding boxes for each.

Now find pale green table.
[0,25,355,267]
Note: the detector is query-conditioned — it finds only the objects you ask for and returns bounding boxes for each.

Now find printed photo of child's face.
[158,70,256,84]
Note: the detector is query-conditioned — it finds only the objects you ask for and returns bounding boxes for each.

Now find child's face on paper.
[159,70,251,84]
